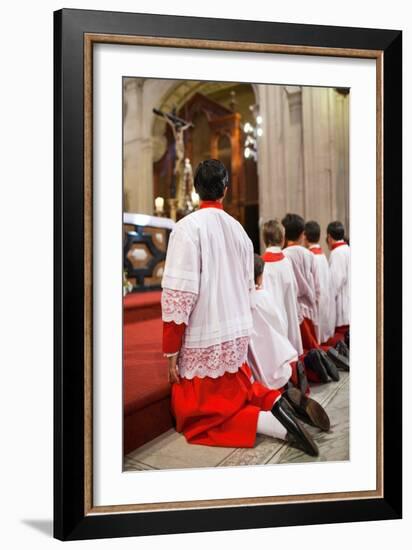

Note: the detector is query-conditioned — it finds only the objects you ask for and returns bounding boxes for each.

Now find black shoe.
[318,349,340,382]
[344,329,350,349]
[271,397,319,456]
[296,360,309,395]
[304,349,329,383]
[327,347,350,371]
[335,340,349,359]
[284,387,330,432]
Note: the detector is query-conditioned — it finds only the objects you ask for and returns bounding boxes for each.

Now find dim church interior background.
[123,77,349,251]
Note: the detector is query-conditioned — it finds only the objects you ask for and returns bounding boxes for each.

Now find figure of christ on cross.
[153,107,194,210]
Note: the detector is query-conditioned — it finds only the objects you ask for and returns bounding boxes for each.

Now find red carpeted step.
[123,314,174,455]
[124,290,162,324]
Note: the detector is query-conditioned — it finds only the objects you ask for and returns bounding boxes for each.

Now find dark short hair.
[304,220,321,243]
[254,253,265,283]
[282,213,305,241]
[262,219,284,247]
[327,221,345,241]
[194,159,229,201]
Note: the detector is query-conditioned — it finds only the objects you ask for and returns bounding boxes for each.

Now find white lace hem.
[161,288,198,325]
[177,336,249,379]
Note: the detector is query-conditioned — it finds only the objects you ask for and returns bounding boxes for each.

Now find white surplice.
[329,242,350,327]
[161,205,255,379]
[283,244,320,338]
[248,288,298,390]
[309,245,335,343]
[262,246,303,356]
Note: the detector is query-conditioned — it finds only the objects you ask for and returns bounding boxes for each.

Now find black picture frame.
[54,8,402,541]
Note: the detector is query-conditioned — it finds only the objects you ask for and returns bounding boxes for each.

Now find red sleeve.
[163,321,186,354]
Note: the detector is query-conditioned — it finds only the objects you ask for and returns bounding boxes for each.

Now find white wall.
[0,1,408,549]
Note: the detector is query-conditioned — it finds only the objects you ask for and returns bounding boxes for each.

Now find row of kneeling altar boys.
[160,159,350,458]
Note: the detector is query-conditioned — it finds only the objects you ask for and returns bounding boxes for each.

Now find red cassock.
[163,321,281,448]
[325,325,349,347]
[161,201,282,448]
[300,317,320,351]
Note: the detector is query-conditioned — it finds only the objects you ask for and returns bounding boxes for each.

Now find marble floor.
[124,372,349,471]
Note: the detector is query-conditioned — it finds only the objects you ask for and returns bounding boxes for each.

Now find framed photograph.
[54,8,402,541]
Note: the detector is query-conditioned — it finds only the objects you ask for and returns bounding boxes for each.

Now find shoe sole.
[319,352,340,382]
[335,343,349,359]
[304,353,329,383]
[297,362,309,395]
[286,388,330,432]
[290,417,319,457]
[327,349,350,372]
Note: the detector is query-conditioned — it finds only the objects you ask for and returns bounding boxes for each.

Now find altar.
[123,212,174,293]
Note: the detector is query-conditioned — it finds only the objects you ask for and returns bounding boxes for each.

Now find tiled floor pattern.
[124,372,349,471]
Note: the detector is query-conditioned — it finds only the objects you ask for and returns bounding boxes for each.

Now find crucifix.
[153,107,194,212]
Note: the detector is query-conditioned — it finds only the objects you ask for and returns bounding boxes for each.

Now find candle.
[154,196,164,214]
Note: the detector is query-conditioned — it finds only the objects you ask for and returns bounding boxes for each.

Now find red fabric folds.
[300,317,320,351]
[171,362,281,447]
[309,247,324,255]
[261,252,285,262]
[163,321,186,354]
[324,325,349,347]
[199,200,224,210]
[331,241,348,251]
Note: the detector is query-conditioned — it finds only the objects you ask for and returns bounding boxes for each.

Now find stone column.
[123,78,154,215]
[301,87,349,242]
[256,85,306,229]
[284,86,304,214]
[257,84,349,247]
[334,90,350,234]
[256,84,288,224]
[302,87,333,239]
